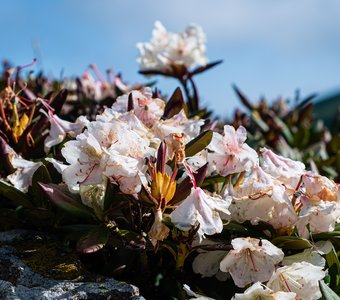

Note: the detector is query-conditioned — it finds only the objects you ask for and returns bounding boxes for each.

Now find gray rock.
[0,230,145,300]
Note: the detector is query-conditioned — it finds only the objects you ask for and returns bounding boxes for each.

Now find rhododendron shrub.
[0,22,339,300]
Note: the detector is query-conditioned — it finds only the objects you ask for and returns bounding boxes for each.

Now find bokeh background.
[2,0,340,117]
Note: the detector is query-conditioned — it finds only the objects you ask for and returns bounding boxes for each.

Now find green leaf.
[76,224,110,253]
[0,180,32,208]
[272,116,294,145]
[201,175,227,187]
[319,280,340,300]
[185,130,213,158]
[38,182,94,220]
[325,245,340,290]
[313,231,340,239]
[271,236,312,250]
[251,110,269,132]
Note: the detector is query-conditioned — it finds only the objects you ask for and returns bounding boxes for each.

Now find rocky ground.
[0,229,145,300]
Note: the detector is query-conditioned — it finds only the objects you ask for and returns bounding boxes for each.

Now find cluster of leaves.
[231,85,340,181]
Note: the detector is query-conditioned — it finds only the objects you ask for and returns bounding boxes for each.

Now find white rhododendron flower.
[232,282,296,300]
[61,131,109,188]
[7,152,43,193]
[260,147,305,190]
[80,71,107,101]
[228,167,297,229]
[302,172,338,202]
[219,237,284,287]
[192,239,229,280]
[152,110,204,142]
[60,116,151,194]
[79,179,107,210]
[296,196,338,238]
[267,262,326,300]
[207,125,258,176]
[112,87,165,126]
[137,21,208,72]
[170,187,231,236]
[44,111,85,153]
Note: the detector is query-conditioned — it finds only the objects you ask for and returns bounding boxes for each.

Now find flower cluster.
[137,21,208,72]
[0,22,339,300]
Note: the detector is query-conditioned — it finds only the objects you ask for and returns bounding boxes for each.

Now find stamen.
[15,58,37,73]
[279,273,292,292]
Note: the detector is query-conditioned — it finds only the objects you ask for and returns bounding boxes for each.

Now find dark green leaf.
[313,232,340,239]
[271,236,312,250]
[325,245,340,290]
[76,224,110,253]
[185,130,213,158]
[0,180,32,207]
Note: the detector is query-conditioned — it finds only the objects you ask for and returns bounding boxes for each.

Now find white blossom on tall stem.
[207,125,258,176]
[219,237,284,288]
[137,21,208,72]
[267,262,326,300]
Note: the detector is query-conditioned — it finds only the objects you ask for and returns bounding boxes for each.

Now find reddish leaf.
[38,182,94,219]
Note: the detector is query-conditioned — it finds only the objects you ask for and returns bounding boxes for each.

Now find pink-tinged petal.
[207,125,258,176]
[260,147,305,189]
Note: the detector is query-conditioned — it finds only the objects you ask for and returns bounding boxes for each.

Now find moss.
[13,238,84,280]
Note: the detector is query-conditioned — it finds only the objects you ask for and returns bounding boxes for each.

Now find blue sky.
[2,0,340,117]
